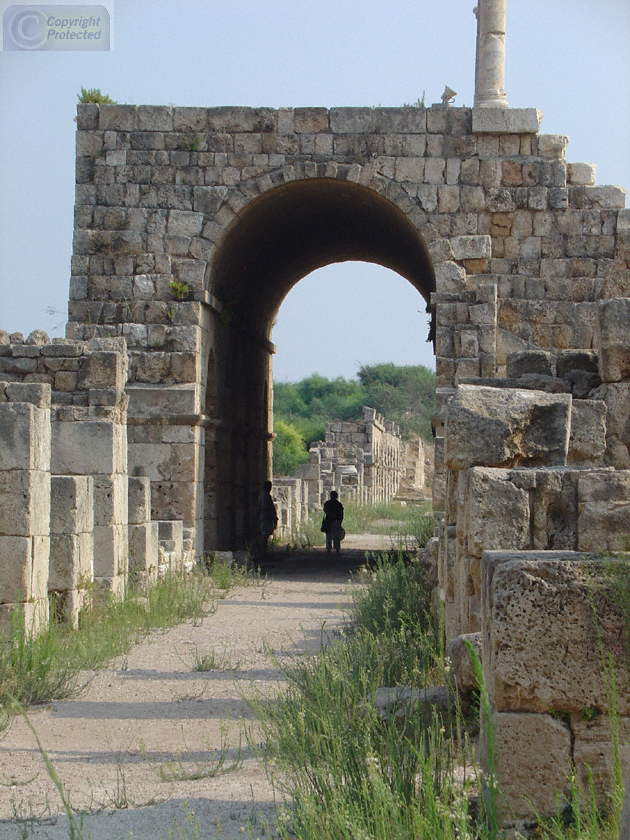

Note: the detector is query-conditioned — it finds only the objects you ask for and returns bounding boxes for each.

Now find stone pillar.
[128,473,158,583]
[0,382,51,635]
[49,476,94,627]
[474,0,509,108]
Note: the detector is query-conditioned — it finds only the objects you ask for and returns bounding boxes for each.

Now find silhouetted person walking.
[323,490,344,556]
[258,480,278,556]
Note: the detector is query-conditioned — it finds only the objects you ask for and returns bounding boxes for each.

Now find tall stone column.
[474,0,509,108]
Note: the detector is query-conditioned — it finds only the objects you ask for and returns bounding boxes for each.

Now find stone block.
[128,475,151,524]
[445,385,571,471]
[571,714,630,800]
[450,235,491,260]
[93,523,128,580]
[434,261,466,295]
[52,419,125,476]
[567,400,607,466]
[577,469,630,552]
[599,259,630,299]
[595,382,630,468]
[158,519,184,545]
[556,349,599,378]
[464,468,530,558]
[77,351,125,391]
[472,108,542,135]
[49,533,93,590]
[482,551,630,715]
[568,162,597,186]
[129,522,159,578]
[0,403,51,471]
[0,599,48,637]
[445,631,482,695]
[0,470,50,537]
[50,475,94,535]
[0,536,33,602]
[126,384,200,419]
[93,474,128,527]
[506,350,553,378]
[4,382,51,408]
[597,298,630,382]
[485,711,571,820]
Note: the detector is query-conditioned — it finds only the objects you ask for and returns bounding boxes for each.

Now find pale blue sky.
[0,0,628,381]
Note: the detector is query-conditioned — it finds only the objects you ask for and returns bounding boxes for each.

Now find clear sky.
[0,0,628,381]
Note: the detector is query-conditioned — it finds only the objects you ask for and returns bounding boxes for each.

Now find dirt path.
[0,543,386,840]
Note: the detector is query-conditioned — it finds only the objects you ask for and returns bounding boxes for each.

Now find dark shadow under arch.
[205,178,435,550]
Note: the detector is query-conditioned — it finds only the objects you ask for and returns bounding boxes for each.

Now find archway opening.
[206,178,435,550]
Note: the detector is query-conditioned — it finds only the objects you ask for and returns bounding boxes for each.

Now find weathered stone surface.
[485,711,571,820]
[464,468,530,558]
[556,349,599,378]
[592,382,630,468]
[567,162,597,186]
[599,259,630,299]
[50,475,93,535]
[506,350,552,378]
[129,521,158,579]
[482,551,630,715]
[374,686,455,726]
[0,403,51,471]
[571,714,630,799]
[128,475,151,524]
[0,470,50,537]
[472,108,542,134]
[51,420,125,476]
[567,400,607,466]
[597,298,630,383]
[48,533,93,590]
[445,632,482,695]
[577,469,630,552]
[445,385,571,470]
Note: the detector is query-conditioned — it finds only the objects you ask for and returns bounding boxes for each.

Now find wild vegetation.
[0,558,253,731]
[249,552,625,840]
[273,363,436,475]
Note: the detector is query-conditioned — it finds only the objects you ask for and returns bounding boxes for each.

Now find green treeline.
[273,363,436,476]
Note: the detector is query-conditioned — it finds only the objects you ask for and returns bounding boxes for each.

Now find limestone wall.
[295,407,404,507]
[438,294,630,822]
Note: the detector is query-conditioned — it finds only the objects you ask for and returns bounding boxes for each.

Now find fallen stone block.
[445,385,571,471]
[445,632,482,696]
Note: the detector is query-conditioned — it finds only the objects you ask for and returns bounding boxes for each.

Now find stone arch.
[204,177,435,549]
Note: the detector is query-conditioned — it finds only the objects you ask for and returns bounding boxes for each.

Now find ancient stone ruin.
[0,0,629,823]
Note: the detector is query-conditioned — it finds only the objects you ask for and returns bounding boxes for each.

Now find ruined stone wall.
[437,292,630,822]
[294,406,403,507]
[66,101,626,551]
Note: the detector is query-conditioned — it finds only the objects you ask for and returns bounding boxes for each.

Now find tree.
[273,418,309,476]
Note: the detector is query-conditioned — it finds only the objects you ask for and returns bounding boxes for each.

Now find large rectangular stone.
[0,403,51,471]
[445,385,571,471]
[50,475,94,535]
[597,298,630,382]
[0,536,33,602]
[52,419,126,476]
[484,711,571,820]
[126,384,200,419]
[128,475,151,524]
[129,522,158,579]
[567,399,607,466]
[577,469,630,552]
[472,108,543,135]
[0,470,50,537]
[49,533,93,590]
[93,523,128,580]
[482,550,630,715]
[93,474,128,527]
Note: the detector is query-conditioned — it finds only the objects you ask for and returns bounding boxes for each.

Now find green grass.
[284,500,434,551]
[249,551,625,840]
[0,560,254,729]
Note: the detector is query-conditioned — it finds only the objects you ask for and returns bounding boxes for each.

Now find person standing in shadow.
[258,480,278,556]
[323,490,344,556]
